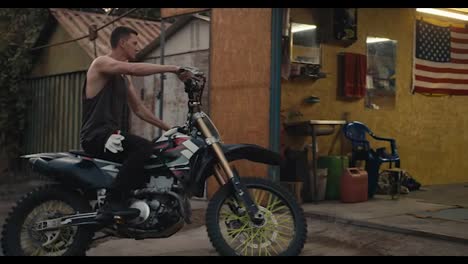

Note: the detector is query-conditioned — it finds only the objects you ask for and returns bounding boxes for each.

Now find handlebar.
[178,66,204,78]
[178,67,205,93]
[175,67,207,134]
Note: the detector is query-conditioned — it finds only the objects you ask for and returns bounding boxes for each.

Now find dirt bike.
[1,67,307,256]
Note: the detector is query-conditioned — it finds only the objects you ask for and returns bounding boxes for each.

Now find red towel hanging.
[341,52,367,98]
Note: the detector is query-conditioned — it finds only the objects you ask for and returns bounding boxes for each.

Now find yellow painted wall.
[282,8,468,185]
[31,25,92,77]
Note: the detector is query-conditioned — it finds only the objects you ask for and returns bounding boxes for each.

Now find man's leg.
[97,133,154,219]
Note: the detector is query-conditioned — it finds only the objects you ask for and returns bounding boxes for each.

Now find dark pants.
[82,132,153,201]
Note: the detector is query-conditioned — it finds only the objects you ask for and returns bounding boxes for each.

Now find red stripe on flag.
[451,37,468,44]
[413,86,468,95]
[415,64,468,74]
[451,27,468,34]
[450,58,468,64]
[414,22,468,95]
[415,75,468,84]
[451,47,468,54]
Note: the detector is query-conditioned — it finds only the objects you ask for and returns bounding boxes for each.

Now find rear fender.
[21,152,73,161]
[26,154,113,190]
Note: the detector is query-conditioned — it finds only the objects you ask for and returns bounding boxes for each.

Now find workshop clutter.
[318,155,349,200]
[377,169,421,195]
[280,148,308,204]
[340,167,368,203]
[280,149,352,203]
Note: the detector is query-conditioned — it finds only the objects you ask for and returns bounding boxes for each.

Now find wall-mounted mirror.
[365,36,397,110]
[290,22,320,65]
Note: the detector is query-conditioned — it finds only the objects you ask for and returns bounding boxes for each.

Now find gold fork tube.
[213,165,227,186]
[196,118,234,179]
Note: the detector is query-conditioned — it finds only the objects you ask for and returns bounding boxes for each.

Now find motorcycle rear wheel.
[206,177,307,256]
[1,185,95,256]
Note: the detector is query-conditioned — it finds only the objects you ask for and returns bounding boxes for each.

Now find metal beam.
[269,8,283,183]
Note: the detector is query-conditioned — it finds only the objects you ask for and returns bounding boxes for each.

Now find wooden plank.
[161,8,210,18]
[207,8,272,198]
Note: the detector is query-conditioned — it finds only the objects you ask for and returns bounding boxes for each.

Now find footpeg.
[113,208,140,218]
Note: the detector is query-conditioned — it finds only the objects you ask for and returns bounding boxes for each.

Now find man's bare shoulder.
[90,55,112,68]
[90,55,131,75]
[88,56,118,78]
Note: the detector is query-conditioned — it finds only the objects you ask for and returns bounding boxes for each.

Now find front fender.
[189,144,282,196]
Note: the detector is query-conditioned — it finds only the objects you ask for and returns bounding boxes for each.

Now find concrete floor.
[1,181,468,256]
[86,217,468,256]
[406,183,468,207]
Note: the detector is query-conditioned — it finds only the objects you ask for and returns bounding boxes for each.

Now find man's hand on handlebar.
[176,66,205,82]
[162,125,188,137]
[176,67,194,82]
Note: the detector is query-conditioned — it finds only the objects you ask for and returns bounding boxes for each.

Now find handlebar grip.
[184,79,194,85]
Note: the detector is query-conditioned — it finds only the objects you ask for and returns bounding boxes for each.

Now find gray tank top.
[80,74,129,146]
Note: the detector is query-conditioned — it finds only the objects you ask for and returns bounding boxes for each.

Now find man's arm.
[94,56,179,76]
[125,76,171,131]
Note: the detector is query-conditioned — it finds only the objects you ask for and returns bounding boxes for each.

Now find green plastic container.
[317,156,349,200]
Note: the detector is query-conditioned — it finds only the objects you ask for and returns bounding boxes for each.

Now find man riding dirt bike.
[1,26,307,256]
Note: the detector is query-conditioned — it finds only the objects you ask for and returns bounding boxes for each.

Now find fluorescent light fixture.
[416,8,468,21]
[366,37,392,43]
[291,23,317,33]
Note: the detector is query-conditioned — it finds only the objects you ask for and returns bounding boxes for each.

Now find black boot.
[96,191,133,223]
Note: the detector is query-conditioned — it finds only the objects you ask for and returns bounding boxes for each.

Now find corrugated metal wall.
[25,71,85,153]
[19,71,86,180]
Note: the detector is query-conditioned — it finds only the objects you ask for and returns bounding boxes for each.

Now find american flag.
[413,20,468,95]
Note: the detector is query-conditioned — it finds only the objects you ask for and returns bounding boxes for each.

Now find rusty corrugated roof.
[49,8,163,58]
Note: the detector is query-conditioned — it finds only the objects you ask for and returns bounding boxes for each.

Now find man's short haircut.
[110,26,138,48]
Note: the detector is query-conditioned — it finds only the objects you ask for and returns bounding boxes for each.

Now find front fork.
[195,115,264,224]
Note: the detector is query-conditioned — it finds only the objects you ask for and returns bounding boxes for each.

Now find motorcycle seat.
[68,150,124,165]
[68,150,106,160]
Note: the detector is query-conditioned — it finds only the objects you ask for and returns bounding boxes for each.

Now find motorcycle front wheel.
[205,177,307,256]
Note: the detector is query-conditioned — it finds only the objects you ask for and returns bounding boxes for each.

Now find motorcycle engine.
[128,195,181,231]
[127,177,182,231]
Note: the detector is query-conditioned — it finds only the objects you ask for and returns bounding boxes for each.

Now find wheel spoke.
[258,231,263,256]
[234,230,250,251]
[274,210,293,219]
[31,247,44,256]
[221,211,248,222]
[18,200,77,256]
[272,234,288,251]
[262,225,294,238]
[270,204,288,214]
[276,224,295,232]
[227,223,250,242]
[240,228,261,255]
[267,196,283,211]
[211,181,304,256]
[259,230,278,256]
[255,189,267,206]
